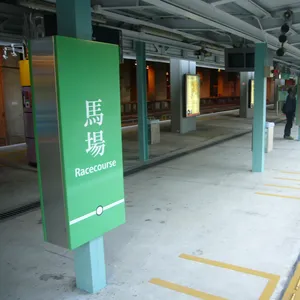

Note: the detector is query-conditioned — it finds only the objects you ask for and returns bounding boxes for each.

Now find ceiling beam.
[287,35,300,45]
[271,6,300,18]
[255,18,300,31]
[153,19,215,30]
[142,0,300,60]
[213,0,271,18]
[92,7,229,48]
[19,1,225,56]
[211,0,236,6]
[100,5,154,10]
[238,0,271,18]
[20,0,227,49]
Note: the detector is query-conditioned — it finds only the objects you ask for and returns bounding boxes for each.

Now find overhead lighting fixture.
[284,10,293,21]
[281,23,290,34]
[279,34,287,43]
[276,47,285,57]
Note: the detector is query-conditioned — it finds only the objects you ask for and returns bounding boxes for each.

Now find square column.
[252,43,267,172]
[56,0,92,40]
[170,59,196,134]
[135,41,149,161]
[56,0,106,294]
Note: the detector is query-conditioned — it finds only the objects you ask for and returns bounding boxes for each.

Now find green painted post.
[252,43,267,172]
[56,0,92,40]
[55,0,107,294]
[135,41,149,161]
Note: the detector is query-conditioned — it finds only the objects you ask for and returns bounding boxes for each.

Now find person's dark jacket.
[285,94,296,114]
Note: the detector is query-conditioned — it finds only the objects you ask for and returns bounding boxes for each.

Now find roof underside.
[1,0,300,72]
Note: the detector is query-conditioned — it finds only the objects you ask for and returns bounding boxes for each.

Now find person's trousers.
[284,112,295,137]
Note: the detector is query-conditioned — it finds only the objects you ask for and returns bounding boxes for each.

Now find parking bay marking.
[180,254,280,300]
[264,184,300,191]
[274,177,300,183]
[280,171,300,175]
[255,192,300,201]
[150,278,227,300]
[150,254,280,300]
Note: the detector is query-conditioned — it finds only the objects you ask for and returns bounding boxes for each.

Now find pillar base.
[74,236,106,294]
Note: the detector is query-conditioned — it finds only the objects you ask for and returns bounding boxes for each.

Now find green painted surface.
[55,36,125,249]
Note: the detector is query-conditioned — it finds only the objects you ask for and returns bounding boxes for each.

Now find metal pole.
[136,41,149,161]
[56,0,106,293]
[252,43,267,172]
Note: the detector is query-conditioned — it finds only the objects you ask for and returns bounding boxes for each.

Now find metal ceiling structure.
[1,0,300,71]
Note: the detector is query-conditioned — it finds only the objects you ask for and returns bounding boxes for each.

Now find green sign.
[30,36,125,250]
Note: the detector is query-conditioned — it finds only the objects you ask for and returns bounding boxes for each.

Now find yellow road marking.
[256,192,300,200]
[149,278,227,300]
[275,177,300,182]
[179,254,280,300]
[264,184,300,190]
[281,171,300,175]
[282,264,300,300]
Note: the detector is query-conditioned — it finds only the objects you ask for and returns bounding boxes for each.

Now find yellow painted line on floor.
[179,254,280,300]
[281,171,300,175]
[282,264,300,300]
[275,177,300,182]
[149,278,227,300]
[256,192,300,201]
[264,184,300,190]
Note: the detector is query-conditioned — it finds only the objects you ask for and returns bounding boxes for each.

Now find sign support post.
[136,41,149,161]
[252,43,267,172]
[30,0,125,294]
[56,0,106,293]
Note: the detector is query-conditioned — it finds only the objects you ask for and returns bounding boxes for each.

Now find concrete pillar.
[252,43,267,173]
[136,41,149,161]
[240,72,254,118]
[170,59,196,134]
[56,0,106,294]
[56,0,92,40]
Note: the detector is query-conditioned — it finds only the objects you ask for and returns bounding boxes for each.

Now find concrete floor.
[0,110,283,214]
[1,122,300,300]
[122,109,282,171]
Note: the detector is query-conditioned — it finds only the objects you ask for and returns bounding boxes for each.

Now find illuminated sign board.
[249,79,254,108]
[184,74,200,117]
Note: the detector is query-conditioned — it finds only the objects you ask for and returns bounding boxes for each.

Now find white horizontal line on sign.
[70,199,124,225]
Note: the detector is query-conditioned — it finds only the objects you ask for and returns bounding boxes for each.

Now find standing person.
[283,87,296,140]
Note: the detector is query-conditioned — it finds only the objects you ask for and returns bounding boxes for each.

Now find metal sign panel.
[30,36,125,250]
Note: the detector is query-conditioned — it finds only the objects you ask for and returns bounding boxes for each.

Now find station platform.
[1,116,300,299]
[0,108,283,174]
[0,109,283,214]
[123,108,282,172]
